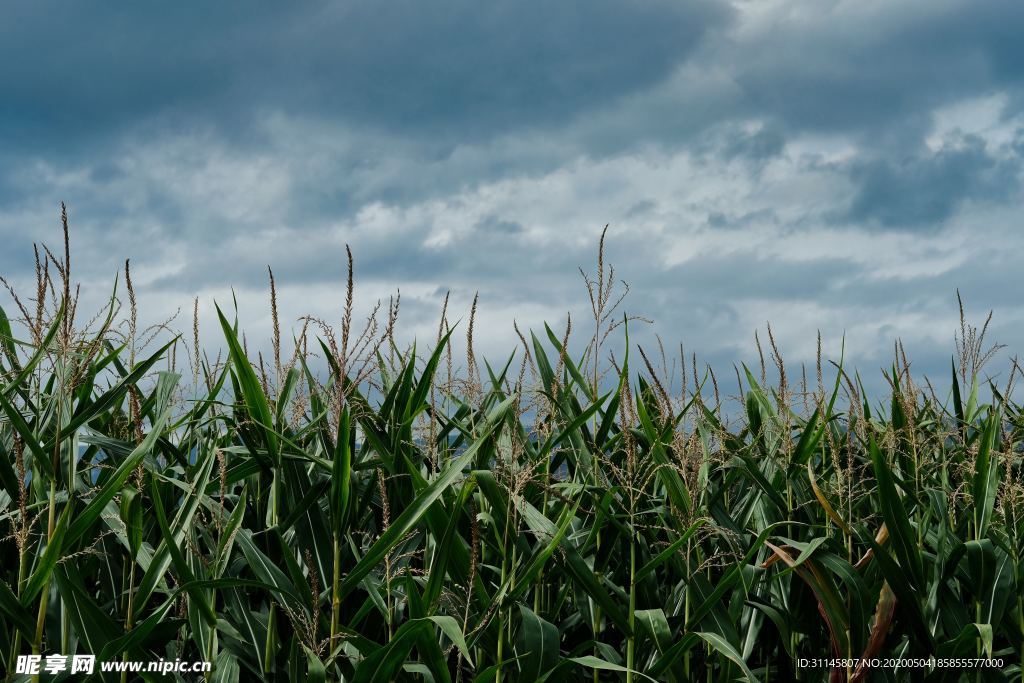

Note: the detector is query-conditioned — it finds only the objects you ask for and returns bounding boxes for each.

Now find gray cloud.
[729,2,1024,138]
[0,0,728,155]
[841,135,1022,228]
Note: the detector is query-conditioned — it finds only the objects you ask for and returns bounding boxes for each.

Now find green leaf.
[0,577,34,637]
[21,502,72,605]
[939,623,994,659]
[634,608,672,655]
[868,434,924,589]
[695,632,760,683]
[0,299,63,399]
[550,656,655,682]
[119,487,143,559]
[304,646,326,683]
[764,542,849,658]
[516,605,559,681]
[217,305,279,464]
[515,495,632,636]
[686,522,783,630]
[0,389,53,478]
[428,615,473,666]
[0,304,19,369]
[53,564,120,655]
[149,475,218,626]
[66,385,173,546]
[351,621,430,683]
[55,341,175,445]
[971,412,1001,538]
[425,478,476,610]
[330,404,352,533]
[235,530,306,616]
[337,395,515,601]
[132,441,217,617]
[636,518,708,581]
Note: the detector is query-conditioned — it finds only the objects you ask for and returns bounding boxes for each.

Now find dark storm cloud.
[841,135,1022,228]
[730,2,1024,139]
[0,0,728,154]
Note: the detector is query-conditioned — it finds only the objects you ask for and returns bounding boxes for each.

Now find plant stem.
[626,531,636,683]
[121,563,136,683]
[330,533,341,658]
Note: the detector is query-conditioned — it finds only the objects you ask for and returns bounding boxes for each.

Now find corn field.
[1,217,1023,682]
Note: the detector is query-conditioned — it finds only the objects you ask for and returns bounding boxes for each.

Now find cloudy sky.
[2,0,1023,398]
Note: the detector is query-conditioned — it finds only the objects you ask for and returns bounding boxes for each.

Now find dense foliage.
[1,221,1022,682]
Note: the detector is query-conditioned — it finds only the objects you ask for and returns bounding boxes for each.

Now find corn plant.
[0,215,1022,682]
